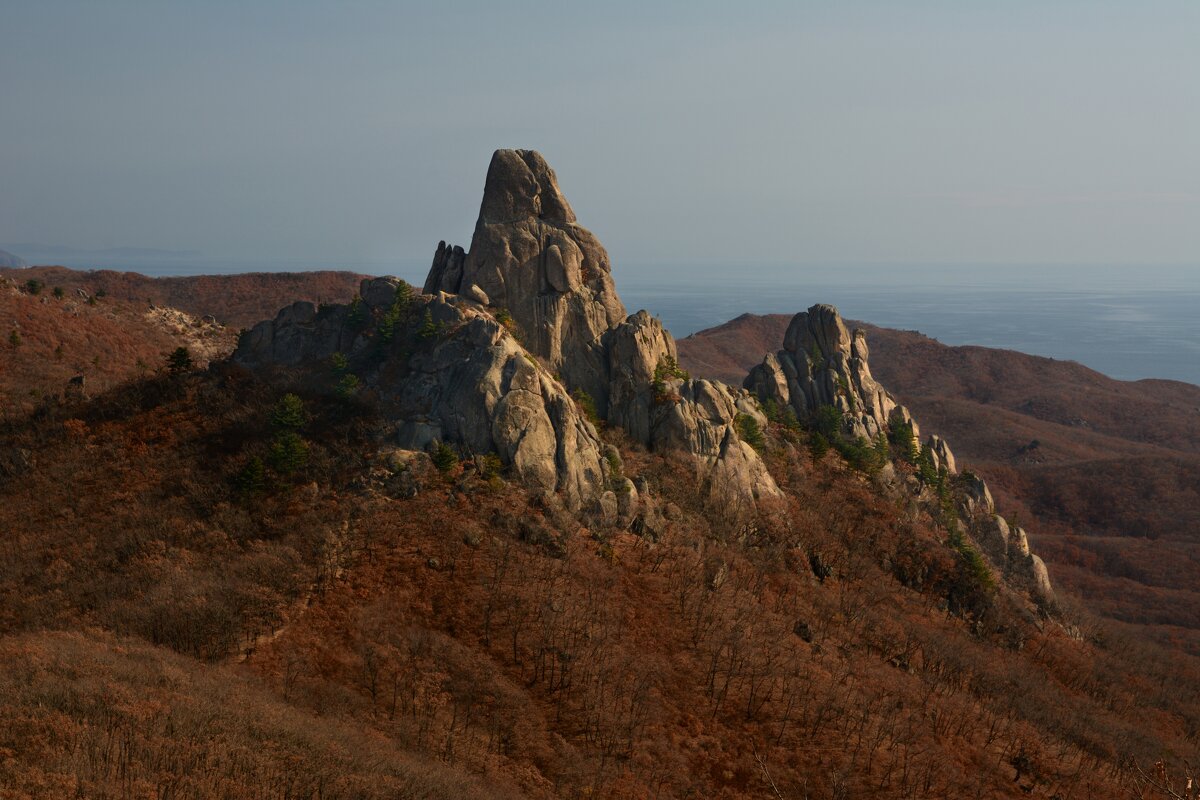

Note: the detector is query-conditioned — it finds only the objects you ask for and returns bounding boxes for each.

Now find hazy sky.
[2,1,1198,273]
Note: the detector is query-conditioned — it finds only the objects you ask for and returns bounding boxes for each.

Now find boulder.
[360,277,405,309]
[1030,555,1054,599]
[927,435,957,475]
[464,283,490,306]
[606,310,676,445]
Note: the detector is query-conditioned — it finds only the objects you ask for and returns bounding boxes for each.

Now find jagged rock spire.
[424,149,626,411]
[424,149,779,509]
[746,303,901,441]
[745,303,1053,599]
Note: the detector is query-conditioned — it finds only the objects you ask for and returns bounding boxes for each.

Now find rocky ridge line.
[238,149,779,514]
[745,303,1053,597]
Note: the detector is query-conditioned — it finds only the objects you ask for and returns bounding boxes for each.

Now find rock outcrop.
[238,150,779,515]
[746,304,898,441]
[237,287,608,511]
[745,303,1053,599]
[609,313,778,500]
[421,149,778,510]
[424,149,626,411]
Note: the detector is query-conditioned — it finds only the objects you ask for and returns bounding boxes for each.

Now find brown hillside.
[1,365,1196,798]
[1,267,374,417]
[1,266,368,330]
[0,275,236,416]
[678,313,1200,653]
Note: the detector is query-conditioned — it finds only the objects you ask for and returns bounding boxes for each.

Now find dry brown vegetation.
[679,313,1200,656]
[1,362,1198,798]
[2,266,367,329]
[0,276,236,417]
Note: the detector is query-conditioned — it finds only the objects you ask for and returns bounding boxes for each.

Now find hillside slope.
[0,266,366,330]
[1,275,236,415]
[2,150,1197,798]
[679,314,1200,653]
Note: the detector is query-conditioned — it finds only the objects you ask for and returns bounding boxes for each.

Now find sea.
[23,255,1200,387]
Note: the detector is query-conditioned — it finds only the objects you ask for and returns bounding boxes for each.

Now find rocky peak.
[238,151,780,516]
[477,149,577,225]
[745,302,1054,600]
[748,303,899,441]
[424,149,626,411]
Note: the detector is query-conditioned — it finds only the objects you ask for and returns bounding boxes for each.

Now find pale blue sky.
[2,1,1198,274]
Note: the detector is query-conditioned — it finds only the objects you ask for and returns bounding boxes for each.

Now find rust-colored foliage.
[1,365,1197,798]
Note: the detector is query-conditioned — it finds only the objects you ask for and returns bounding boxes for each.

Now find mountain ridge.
[678,311,1200,653]
[2,150,1198,798]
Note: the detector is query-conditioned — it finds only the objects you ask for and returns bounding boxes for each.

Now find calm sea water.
[29,256,1200,386]
[617,277,1200,387]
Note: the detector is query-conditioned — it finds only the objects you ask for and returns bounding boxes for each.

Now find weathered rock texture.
[237,288,608,511]
[746,304,898,441]
[424,149,626,411]
[421,150,778,509]
[745,303,1052,598]
[607,313,779,503]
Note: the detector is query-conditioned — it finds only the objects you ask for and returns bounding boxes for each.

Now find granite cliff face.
[424,149,626,412]
[607,311,780,506]
[240,149,777,513]
[745,303,1053,598]
[236,147,1046,597]
[237,283,609,511]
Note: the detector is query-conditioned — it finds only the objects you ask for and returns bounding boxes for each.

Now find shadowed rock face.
[236,287,609,511]
[424,149,626,412]
[239,150,779,514]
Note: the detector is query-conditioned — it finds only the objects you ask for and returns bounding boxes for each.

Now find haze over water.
[21,253,1199,387]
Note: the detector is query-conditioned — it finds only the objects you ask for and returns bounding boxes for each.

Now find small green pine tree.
[268,431,309,475]
[270,393,307,429]
[233,456,266,498]
[735,413,766,452]
[573,389,601,427]
[418,309,439,339]
[166,347,192,374]
[335,373,361,401]
[347,295,366,329]
[431,440,459,474]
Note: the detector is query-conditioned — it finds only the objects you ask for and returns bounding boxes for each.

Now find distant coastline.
[9,256,1198,386]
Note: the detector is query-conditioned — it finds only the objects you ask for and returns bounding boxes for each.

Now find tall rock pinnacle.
[424,149,780,508]
[425,149,626,411]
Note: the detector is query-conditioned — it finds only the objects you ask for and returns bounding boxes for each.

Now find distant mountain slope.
[0,250,26,268]
[0,266,367,330]
[679,313,1200,652]
[0,275,236,415]
[0,267,373,415]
